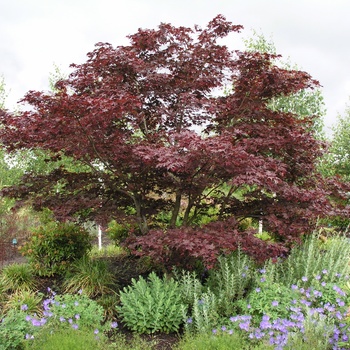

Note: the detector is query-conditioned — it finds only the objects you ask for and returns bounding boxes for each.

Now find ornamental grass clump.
[117,272,185,334]
[0,263,37,292]
[63,255,117,298]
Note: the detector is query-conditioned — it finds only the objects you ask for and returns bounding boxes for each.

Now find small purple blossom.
[271,300,279,307]
[21,304,28,311]
[111,321,118,328]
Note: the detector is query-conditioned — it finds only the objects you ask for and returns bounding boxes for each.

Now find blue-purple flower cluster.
[210,276,350,350]
[22,287,118,341]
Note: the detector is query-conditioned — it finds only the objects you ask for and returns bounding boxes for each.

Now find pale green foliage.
[48,63,68,92]
[243,30,326,139]
[0,75,7,109]
[324,105,350,180]
[260,231,350,288]
[206,249,254,316]
[117,272,185,334]
[184,290,220,334]
[173,269,203,306]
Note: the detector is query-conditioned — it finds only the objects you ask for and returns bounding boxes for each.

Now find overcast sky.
[1,0,349,135]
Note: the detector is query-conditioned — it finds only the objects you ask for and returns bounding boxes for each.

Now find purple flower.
[256,288,261,293]
[21,304,28,311]
[322,269,328,274]
[315,275,321,280]
[72,324,79,330]
[212,329,217,334]
[301,276,308,282]
[291,284,298,290]
[111,321,118,328]
[221,326,227,331]
[239,321,250,331]
[186,317,193,324]
[94,329,99,335]
[31,319,42,327]
[271,300,279,307]
[260,269,266,274]
[260,277,266,282]
[75,314,80,320]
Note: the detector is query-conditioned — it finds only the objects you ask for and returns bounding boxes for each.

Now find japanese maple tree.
[0,15,348,266]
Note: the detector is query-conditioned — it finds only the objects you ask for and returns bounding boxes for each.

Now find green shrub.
[0,263,37,292]
[20,221,92,276]
[117,272,185,334]
[106,220,133,244]
[63,255,117,298]
[0,309,38,350]
[237,281,299,322]
[89,244,125,258]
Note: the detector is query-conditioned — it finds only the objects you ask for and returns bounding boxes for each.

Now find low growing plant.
[2,290,43,316]
[0,263,37,292]
[20,221,92,276]
[175,331,255,350]
[0,309,38,350]
[117,272,185,334]
[63,255,117,298]
[46,291,106,330]
[23,326,108,350]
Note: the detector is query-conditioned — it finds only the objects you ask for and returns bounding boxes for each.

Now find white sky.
[1,0,350,135]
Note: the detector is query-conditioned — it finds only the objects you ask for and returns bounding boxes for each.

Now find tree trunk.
[169,191,182,228]
[133,194,149,235]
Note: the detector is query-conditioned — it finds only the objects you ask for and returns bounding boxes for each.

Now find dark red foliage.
[0,15,349,265]
[125,218,287,270]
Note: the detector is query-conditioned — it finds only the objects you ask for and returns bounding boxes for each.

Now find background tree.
[243,30,326,139]
[323,105,350,181]
[0,15,348,265]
